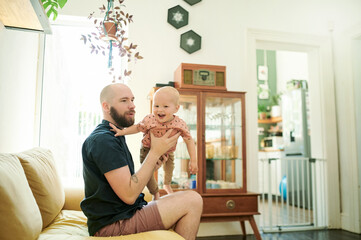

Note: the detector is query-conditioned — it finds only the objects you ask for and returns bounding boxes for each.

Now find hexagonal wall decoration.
[167,5,189,29]
[180,30,201,54]
[184,0,202,6]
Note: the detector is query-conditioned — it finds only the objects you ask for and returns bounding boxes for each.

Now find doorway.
[247,29,340,232]
[256,49,324,231]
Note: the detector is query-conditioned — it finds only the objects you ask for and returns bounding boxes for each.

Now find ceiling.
[0,0,51,33]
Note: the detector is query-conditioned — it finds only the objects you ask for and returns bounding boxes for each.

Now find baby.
[110,86,198,200]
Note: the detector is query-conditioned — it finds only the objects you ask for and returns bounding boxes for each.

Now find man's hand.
[149,130,180,159]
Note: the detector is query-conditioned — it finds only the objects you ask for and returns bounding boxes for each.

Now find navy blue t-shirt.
[81,120,147,236]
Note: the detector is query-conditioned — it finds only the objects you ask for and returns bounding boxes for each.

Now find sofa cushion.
[0,153,43,240]
[17,147,65,228]
[39,210,185,240]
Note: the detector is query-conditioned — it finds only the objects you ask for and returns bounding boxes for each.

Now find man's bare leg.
[163,184,173,194]
[155,190,203,240]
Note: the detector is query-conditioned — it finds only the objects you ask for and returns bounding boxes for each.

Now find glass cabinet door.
[205,95,243,191]
[157,93,198,191]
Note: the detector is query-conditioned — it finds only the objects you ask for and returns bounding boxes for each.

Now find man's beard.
[109,106,135,128]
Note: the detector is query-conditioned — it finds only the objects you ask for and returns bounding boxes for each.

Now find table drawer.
[202,195,258,215]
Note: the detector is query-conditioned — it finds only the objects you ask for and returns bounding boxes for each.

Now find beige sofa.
[0,147,184,240]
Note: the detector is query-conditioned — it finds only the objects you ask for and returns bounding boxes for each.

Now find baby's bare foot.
[163,184,173,194]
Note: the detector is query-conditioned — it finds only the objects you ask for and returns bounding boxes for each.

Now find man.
[81,83,203,240]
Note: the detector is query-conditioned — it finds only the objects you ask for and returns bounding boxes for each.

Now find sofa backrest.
[16,147,65,229]
[0,153,43,240]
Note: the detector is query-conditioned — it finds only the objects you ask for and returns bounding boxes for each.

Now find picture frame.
[167,5,189,29]
[184,0,202,6]
[258,83,269,99]
[258,65,268,81]
[180,30,201,54]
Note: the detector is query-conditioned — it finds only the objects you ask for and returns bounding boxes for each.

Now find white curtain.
[40,17,123,186]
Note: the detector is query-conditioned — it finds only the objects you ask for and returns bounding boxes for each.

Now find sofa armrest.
[63,187,84,211]
[63,187,153,211]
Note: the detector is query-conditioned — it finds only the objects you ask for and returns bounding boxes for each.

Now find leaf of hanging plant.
[137,55,144,60]
[124,70,132,76]
[88,12,94,19]
[114,6,120,10]
[120,11,124,16]
[102,51,105,56]
[80,35,87,44]
[100,5,106,11]
[119,0,124,4]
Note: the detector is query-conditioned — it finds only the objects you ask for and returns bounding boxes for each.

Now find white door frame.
[352,32,361,234]
[337,23,361,233]
[246,28,341,228]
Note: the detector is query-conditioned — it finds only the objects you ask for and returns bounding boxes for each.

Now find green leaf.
[58,0,67,8]
[46,8,58,21]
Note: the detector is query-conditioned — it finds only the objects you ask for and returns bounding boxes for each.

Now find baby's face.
[152,92,179,123]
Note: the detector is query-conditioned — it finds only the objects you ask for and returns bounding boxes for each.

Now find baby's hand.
[189,161,198,174]
[109,123,124,137]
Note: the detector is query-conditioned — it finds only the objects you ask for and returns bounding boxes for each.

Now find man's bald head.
[100,83,130,104]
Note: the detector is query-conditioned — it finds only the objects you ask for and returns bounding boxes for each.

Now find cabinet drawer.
[202,195,258,215]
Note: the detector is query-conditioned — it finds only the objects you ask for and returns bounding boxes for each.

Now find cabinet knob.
[226,200,235,209]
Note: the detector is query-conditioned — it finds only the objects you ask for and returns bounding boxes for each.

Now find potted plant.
[80,0,143,82]
[270,92,282,118]
[258,104,268,120]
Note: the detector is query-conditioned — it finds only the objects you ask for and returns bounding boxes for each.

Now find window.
[40,16,126,186]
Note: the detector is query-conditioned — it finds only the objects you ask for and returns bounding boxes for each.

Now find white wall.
[0,26,40,153]
[62,0,361,235]
[276,51,308,92]
[1,0,361,236]
[333,23,361,233]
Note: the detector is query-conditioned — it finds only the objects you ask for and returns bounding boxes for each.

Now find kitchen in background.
[257,49,317,231]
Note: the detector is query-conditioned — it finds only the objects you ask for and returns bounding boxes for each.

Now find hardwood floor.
[259,197,314,229]
[196,230,361,240]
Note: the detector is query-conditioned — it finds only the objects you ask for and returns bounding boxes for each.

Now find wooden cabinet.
[150,87,261,239]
